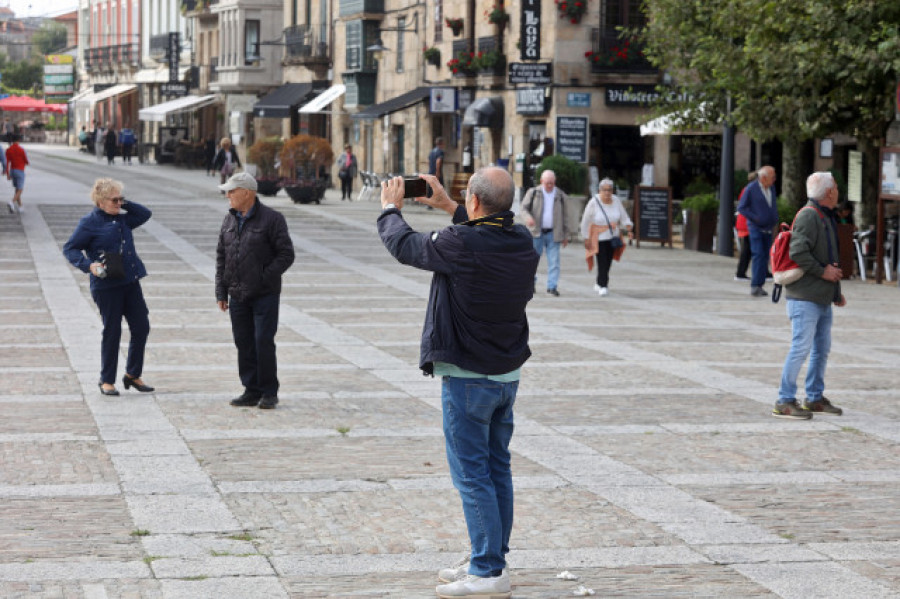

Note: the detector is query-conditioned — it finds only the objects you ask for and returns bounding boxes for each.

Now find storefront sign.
[508,63,552,85]
[520,0,541,60]
[516,88,547,115]
[430,88,457,113]
[161,82,188,97]
[848,150,863,202]
[567,92,591,107]
[168,32,180,83]
[556,115,588,163]
[635,186,672,245]
[605,84,662,106]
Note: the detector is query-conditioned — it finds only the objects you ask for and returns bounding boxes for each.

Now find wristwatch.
[383,203,398,212]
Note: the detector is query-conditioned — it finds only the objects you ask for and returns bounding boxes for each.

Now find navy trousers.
[229,293,280,397]
[91,281,150,385]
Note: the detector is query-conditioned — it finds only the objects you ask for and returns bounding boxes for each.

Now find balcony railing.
[589,27,655,74]
[85,45,139,72]
[284,25,329,65]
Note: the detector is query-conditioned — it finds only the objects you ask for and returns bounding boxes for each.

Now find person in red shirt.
[6,136,28,214]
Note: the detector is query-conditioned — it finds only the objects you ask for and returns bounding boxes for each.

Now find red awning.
[0,95,67,113]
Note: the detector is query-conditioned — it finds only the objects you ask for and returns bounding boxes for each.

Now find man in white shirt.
[519,170,570,296]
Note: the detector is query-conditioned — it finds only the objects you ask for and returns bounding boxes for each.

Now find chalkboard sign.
[635,186,672,248]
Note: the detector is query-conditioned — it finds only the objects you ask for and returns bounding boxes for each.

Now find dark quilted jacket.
[215,199,295,302]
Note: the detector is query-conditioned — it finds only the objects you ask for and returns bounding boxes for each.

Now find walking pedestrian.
[738,165,779,297]
[336,144,358,200]
[104,124,117,165]
[215,172,295,410]
[6,135,28,214]
[580,177,633,296]
[119,125,136,165]
[377,169,538,599]
[213,138,241,189]
[773,171,845,420]
[62,178,154,396]
[519,169,570,296]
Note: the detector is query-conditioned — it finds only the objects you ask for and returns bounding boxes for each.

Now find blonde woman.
[580,177,633,296]
[212,137,241,186]
[63,178,154,395]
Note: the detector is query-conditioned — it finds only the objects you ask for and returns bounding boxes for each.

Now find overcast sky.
[4,0,77,18]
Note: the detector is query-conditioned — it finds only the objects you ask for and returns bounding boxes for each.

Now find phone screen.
[403,178,428,198]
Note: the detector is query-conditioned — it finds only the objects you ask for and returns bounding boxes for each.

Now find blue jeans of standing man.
[441,376,517,577]
[229,293,281,397]
[778,299,832,402]
[533,230,561,291]
[748,225,773,288]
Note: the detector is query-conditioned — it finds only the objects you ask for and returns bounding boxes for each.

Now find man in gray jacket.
[773,171,845,420]
[519,170,569,296]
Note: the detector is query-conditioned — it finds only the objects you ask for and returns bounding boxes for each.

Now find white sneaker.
[599,287,609,296]
[438,556,470,583]
[15,204,23,214]
[593,284,602,294]
[436,571,510,598]
[6,201,15,214]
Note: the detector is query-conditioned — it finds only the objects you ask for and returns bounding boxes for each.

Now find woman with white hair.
[580,177,633,296]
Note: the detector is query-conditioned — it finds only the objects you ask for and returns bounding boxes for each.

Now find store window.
[245,20,260,65]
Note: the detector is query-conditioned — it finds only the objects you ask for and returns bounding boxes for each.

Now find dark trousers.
[595,240,614,287]
[340,175,353,199]
[91,281,150,385]
[749,227,773,287]
[229,293,280,397]
[122,143,133,163]
[736,235,751,277]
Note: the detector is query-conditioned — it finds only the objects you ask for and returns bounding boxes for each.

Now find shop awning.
[351,87,430,120]
[70,83,137,107]
[640,104,717,136]
[69,88,95,103]
[462,97,503,128]
[299,84,346,114]
[252,83,314,118]
[138,94,218,122]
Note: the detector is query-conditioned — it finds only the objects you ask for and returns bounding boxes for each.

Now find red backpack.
[769,205,824,302]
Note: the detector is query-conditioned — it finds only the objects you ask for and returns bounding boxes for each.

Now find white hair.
[599,177,615,190]
[806,171,835,200]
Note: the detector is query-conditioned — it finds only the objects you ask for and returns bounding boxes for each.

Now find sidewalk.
[1,145,900,598]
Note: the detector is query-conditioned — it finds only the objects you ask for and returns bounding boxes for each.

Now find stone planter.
[256,178,282,197]
[682,209,717,253]
[284,181,326,204]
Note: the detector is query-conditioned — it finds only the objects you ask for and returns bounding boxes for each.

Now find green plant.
[445,17,464,35]
[130,529,150,537]
[447,52,476,74]
[485,4,509,26]
[423,46,440,62]
[584,37,644,67]
[247,136,283,179]
[733,169,749,201]
[681,193,718,213]
[776,197,797,224]
[614,177,630,190]
[471,49,504,70]
[534,155,587,195]
[684,178,716,197]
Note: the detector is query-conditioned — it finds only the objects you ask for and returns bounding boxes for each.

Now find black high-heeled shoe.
[123,375,154,393]
[98,382,119,396]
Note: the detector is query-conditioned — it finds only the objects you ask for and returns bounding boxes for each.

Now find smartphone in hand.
[403,177,427,198]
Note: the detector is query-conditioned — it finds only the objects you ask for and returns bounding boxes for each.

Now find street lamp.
[366,13,418,61]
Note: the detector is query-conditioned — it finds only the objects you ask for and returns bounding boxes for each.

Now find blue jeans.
[229,293,281,397]
[442,376,517,577]
[778,299,832,402]
[533,231,561,290]
[748,226,772,287]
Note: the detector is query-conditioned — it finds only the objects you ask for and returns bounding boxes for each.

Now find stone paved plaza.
[1,145,899,598]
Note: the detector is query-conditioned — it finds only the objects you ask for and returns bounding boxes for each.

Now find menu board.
[635,186,672,247]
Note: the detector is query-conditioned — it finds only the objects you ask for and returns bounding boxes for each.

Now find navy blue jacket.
[377,205,539,376]
[737,179,779,231]
[63,201,152,291]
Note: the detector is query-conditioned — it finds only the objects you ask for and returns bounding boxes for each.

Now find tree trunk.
[781,138,805,210]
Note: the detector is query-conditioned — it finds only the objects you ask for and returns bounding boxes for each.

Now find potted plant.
[279,134,334,204]
[247,136,284,196]
[423,46,441,67]
[681,180,718,252]
[472,49,506,74]
[445,17,464,36]
[447,51,477,76]
[485,4,509,27]
[555,0,588,24]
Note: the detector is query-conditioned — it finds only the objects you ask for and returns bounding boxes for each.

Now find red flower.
[571,18,577,23]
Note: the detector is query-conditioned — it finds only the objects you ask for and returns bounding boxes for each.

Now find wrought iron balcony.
[284,25,329,65]
[589,27,655,74]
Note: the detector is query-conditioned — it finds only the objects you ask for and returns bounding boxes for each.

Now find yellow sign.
[46,54,75,65]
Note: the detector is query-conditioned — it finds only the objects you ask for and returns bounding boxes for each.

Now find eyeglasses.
[600,187,613,192]
[108,197,126,204]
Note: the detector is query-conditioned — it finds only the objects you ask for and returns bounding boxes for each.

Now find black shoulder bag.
[100,221,126,279]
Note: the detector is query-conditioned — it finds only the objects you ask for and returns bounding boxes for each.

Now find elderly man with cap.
[215,172,295,409]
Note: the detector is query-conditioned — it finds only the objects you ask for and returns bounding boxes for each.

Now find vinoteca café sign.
[605,85,691,107]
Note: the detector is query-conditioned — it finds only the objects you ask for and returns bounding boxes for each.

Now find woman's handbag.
[100,251,125,279]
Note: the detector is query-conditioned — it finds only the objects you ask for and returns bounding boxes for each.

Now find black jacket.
[213,147,241,171]
[377,205,539,376]
[215,199,295,303]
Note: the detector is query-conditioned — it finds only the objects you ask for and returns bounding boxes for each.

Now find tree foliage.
[639,0,900,218]
[0,53,44,94]
[32,22,69,56]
